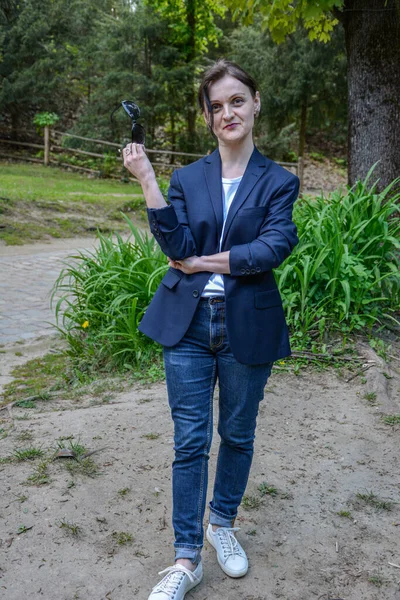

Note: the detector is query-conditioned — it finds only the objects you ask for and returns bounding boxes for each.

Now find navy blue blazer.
[138,146,299,364]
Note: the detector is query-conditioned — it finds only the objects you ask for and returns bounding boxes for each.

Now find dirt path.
[0,235,399,600]
[1,351,399,600]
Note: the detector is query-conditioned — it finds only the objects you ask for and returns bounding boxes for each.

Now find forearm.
[141,176,167,209]
[170,251,231,274]
[198,251,231,274]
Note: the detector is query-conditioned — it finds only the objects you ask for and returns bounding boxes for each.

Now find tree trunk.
[298,99,307,160]
[339,0,400,190]
[186,0,196,151]
[170,109,176,165]
[11,111,18,141]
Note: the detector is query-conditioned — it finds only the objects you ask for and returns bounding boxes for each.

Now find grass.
[118,487,131,497]
[1,352,70,406]
[241,495,261,510]
[0,162,146,245]
[337,510,353,519]
[53,439,100,478]
[258,483,278,496]
[2,347,161,412]
[17,524,33,534]
[382,414,400,425]
[13,494,28,503]
[64,457,99,478]
[57,518,82,537]
[356,491,393,511]
[13,447,44,461]
[112,531,134,546]
[368,574,385,587]
[16,431,34,442]
[142,433,160,440]
[54,439,87,459]
[363,391,377,403]
[27,461,50,485]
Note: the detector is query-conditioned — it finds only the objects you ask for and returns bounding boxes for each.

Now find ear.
[254,91,261,114]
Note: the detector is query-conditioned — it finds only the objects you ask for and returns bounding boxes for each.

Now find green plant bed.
[276,165,400,343]
[51,167,399,369]
[52,217,168,369]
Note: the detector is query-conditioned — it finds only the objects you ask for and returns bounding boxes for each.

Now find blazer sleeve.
[229,175,299,276]
[146,170,197,260]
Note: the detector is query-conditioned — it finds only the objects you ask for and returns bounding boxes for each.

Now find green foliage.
[276,166,400,342]
[230,20,347,149]
[52,218,168,369]
[149,0,226,56]
[33,112,60,127]
[226,0,343,43]
[52,169,400,369]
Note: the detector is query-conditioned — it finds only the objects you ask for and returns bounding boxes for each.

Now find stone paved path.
[0,237,97,345]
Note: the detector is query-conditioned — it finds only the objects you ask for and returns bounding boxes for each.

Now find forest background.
[0,0,348,168]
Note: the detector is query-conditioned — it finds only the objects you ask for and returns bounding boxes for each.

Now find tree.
[149,0,226,150]
[226,0,400,190]
[0,0,116,138]
[229,21,347,159]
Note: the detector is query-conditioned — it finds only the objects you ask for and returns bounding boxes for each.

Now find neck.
[218,135,255,178]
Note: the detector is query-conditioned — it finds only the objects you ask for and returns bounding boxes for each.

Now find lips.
[223,123,239,130]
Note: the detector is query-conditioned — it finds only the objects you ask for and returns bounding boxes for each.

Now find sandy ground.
[1,335,399,600]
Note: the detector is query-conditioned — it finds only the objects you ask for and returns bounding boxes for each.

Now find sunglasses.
[111,100,146,145]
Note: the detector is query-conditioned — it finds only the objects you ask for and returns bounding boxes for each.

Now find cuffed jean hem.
[174,546,202,565]
[209,504,236,528]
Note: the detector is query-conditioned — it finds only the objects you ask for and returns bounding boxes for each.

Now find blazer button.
[256,267,261,273]
[245,269,251,275]
[250,269,256,274]
[240,268,246,275]
[192,290,199,298]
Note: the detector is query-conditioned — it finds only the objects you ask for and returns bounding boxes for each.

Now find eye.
[233,97,244,105]
[211,104,221,112]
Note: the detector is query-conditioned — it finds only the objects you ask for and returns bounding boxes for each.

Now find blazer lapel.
[221,147,266,247]
[204,149,224,239]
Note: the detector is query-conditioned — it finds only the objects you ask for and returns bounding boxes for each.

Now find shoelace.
[215,527,242,560]
[152,565,199,595]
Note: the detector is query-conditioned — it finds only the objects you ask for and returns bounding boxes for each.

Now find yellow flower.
[82,321,89,329]
[279,360,285,365]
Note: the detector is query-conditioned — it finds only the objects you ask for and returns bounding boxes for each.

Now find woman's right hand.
[123,143,156,185]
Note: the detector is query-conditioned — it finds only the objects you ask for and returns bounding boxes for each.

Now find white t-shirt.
[202,175,242,297]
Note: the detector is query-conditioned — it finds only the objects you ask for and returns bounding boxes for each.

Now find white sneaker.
[147,561,203,600]
[206,524,248,578]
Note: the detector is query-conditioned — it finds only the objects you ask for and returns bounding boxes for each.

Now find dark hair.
[198,59,258,132]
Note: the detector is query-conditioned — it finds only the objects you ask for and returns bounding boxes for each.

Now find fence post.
[298,156,304,194]
[44,126,50,166]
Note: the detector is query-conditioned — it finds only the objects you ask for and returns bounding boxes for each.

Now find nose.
[222,104,233,120]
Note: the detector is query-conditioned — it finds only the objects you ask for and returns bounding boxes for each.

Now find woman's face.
[205,75,260,146]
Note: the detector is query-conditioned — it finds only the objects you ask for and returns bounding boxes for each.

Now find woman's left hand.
[168,256,202,275]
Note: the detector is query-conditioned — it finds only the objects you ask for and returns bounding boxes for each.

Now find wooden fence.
[0,127,304,189]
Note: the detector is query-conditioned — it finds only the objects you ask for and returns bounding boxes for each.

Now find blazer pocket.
[254,288,282,309]
[237,207,268,218]
[161,269,182,290]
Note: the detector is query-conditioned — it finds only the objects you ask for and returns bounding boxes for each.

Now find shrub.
[276,166,400,342]
[53,168,399,369]
[52,216,168,370]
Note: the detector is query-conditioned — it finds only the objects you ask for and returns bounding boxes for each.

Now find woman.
[123,59,299,600]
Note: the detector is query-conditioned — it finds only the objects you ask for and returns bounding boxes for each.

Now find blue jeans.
[163,297,273,565]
